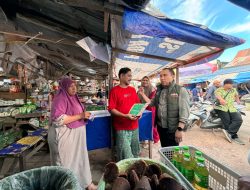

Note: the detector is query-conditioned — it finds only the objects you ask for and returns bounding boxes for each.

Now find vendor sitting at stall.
[108,67,141,161]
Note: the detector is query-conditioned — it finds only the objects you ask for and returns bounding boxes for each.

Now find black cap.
[224,79,234,85]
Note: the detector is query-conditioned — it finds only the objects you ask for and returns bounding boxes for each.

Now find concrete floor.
[179,110,250,176]
[1,110,250,183]
[151,110,250,176]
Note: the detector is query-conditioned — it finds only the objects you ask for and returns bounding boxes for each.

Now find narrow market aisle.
[2,111,249,181]
[151,110,250,176]
[88,148,112,183]
[0,148,112,183]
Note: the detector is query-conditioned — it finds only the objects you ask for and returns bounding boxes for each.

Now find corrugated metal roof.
[0,0,110,79]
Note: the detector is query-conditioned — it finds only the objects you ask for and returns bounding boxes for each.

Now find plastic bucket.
[0,166,81,190]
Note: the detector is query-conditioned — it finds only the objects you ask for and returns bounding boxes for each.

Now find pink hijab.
[51,77,85,128]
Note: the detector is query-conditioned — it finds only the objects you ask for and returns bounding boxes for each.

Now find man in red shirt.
[108,67,140,161]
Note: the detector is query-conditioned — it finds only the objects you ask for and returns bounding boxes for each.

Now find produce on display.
[19,103,37,114]
[112,177,130,190]
[103,160,185,190]
[16,136,41,145]
[0,129,23,149]
[104,162,119,184]
[85,105,105,111]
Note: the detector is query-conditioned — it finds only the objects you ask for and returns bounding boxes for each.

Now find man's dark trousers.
[157,125,179,147]
[216,110,243,138]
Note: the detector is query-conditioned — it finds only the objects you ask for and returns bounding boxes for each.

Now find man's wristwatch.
[177,127,183,131]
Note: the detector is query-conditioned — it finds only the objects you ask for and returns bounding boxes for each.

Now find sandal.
[86,183,97,190]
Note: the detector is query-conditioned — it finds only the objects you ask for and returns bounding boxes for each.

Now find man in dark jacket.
[138,68,190,147]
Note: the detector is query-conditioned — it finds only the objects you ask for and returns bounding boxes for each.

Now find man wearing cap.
[215,79,244,145]
[206,80,221,103]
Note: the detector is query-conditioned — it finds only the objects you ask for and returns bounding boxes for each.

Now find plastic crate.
[159,146,240,190]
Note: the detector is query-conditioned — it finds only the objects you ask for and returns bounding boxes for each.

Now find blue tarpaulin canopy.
[111,9,244,80]
[235,71,250,83]
[190,65,250,84]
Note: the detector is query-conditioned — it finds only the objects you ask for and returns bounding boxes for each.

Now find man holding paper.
[108,67,141,161]
[139,68,190,147]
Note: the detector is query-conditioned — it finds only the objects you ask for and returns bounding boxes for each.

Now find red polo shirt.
[108,85,140,131]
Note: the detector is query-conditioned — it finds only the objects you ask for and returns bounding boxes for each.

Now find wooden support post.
[109,51,115,91]
[8,158,18,174]
[104,12,110,33]
[176,67,180,84]
[19,156,26,172]
[0,158,4,175]
[0,157,16,176]
[26,141,46,160]
[109,51,116,160]
[149,141,153,159]
[104,77,108,110]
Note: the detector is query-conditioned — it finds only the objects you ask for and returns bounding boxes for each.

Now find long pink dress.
[147,90,160,143]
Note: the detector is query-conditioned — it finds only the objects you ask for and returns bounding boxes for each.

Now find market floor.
[0,148,112,183]
[1,111,250,182]
[149,110,250,176]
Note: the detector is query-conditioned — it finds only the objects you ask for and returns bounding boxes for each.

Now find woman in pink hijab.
[48,77,97,190]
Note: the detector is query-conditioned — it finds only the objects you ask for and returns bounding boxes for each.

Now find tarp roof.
[179,63,217,84]
[111,9,244,80]
[190,64,250,84]
[225,48,250,67]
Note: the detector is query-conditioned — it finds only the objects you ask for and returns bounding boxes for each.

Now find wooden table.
[0,129,48,178]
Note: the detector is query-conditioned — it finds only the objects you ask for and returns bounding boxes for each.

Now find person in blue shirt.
[192,84,202,102]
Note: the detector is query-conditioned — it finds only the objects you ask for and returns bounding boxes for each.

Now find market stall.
[86,110,152,151]
[0,1,248,189]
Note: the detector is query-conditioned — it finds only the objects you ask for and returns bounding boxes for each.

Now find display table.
[0,128,48,176]
[15,112,47,130]
[86,110,153,156]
